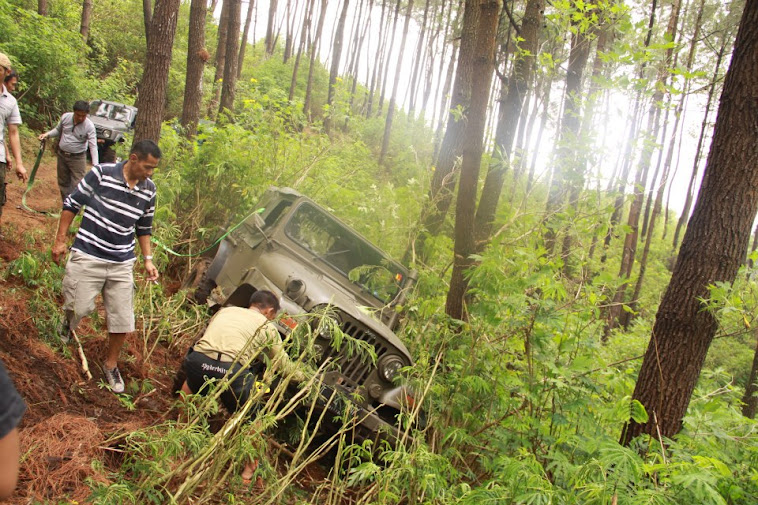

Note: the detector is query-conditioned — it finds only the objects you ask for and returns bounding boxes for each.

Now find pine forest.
[0,0,757,503]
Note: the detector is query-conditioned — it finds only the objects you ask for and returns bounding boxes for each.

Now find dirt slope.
[0,155,183,503]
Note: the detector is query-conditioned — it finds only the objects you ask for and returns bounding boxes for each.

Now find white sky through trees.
[225,0,734,218]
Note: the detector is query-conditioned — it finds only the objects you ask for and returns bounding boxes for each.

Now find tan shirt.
[194,306,304,380]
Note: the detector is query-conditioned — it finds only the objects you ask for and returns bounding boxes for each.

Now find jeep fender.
[222,267,283,308]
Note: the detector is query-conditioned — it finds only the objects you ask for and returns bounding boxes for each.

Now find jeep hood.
[250,249,412,361]
[90,116,130,130]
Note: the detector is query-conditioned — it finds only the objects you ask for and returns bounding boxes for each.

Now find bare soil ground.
[0,156,188,503]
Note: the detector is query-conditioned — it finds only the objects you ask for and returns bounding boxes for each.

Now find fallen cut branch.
[71,329,93,380]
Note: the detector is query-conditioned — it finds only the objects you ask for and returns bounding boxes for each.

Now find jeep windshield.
[284,203,407,305]
[90,102,133,125]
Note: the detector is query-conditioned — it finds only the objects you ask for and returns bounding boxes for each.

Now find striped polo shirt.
[63,162,156,263]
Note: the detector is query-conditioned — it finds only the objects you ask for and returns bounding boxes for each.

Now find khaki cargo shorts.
[62,250,136,333]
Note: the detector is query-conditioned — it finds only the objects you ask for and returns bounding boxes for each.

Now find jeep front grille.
[322,314,388,392]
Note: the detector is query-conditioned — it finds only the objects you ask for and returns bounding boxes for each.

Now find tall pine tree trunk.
[38,0,47,15]
[133,0,181,144]
[628,0,689,320]
[207,0,230,118]
[324,0,350,134]
[289,0,315,101]
[606,104,662,332]
[379,0,415,165]
[265,0,279,54]
[80,0,93,43]
[283,0,295,62]
[376,0,401,116]
[304,0,327,119]
[475,0,544,250]
[419,0,478,240]
[181,0,209,138]
[219,0,242,115]
[143,0,153,48]
[601,0,658,264]
[446,0,500,320]
[346,0,372,126]
[365,0,389,117]
[408,0,432,119]
[621,1,758,444]
[237,0,255,79]
[543,15,592,260]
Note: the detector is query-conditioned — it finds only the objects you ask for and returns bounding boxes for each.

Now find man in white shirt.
[39,100,99,202]
[0,52,27,227]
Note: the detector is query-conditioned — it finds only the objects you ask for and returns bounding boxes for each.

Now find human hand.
[15,164,27,183]
[37,133,47,141]
[144,259,159,282]
[51,241,68,265]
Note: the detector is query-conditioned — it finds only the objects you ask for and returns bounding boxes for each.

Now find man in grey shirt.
[39,100,99,201]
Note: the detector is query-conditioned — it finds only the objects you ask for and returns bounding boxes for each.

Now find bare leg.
[241,458,258,481]
[105,332,127,369]
[180,380,193,396]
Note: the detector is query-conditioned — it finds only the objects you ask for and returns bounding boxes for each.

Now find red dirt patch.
[1,155,61,255]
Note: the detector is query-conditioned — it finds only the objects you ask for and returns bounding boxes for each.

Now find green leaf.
[630,400,648,424]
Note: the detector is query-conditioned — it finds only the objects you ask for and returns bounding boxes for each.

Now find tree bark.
[424,0,454,128]
[446,0,501,320]
[543,16,592,260]
[237,0,255,79]
[181,0,209,138]
[621,0,758,444]
[407,0,432,119]
[289,0,315,101]
[265,0,279,54]
[219,0,242,115]
[420,0,478,239]
[80,0,93,43]
[133,0,181,144]
[376,0,402,116]
[143,0,153,48]
[365,0,389,117]
[628,0,687,320]
[606,103,661,331]
[207,0,230,118]
[304,0,328,119]
[324,0,350,134]
[37,0,48,15]
[474,0,544,250]
[662,0,705,242]
[283,0,295,62]
[601,0,658,264]
[346,0,372,127]
[379,0,415,165]
[613,0,681,327]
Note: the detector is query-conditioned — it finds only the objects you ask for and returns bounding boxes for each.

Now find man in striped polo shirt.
[51,139,161,394]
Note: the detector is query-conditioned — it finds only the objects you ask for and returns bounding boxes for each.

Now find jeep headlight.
[378,354,405,382]
[316,315,340,339]
[102,129,112,139]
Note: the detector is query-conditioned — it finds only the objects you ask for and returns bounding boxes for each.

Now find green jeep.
[188,187,419,444]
